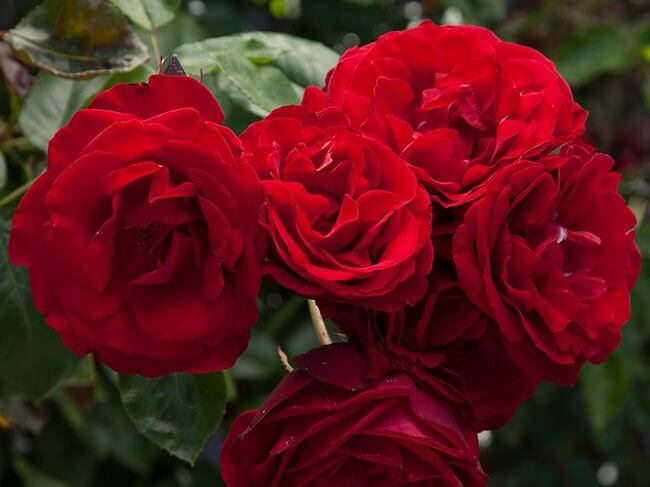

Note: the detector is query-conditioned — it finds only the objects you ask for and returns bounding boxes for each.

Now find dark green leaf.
[3,0,149,79]
[19,66,152,151]
[0,217,78,400]
[117,372,227,465]
[110,0,180,30]
[175,32,338,116]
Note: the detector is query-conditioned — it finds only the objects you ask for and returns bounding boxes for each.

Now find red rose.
[9,74,264,376]
[453,144,640,384]
[240,99,433,311]
[320,273,537,430]
[221,343,487,487]
[323,20,586,207]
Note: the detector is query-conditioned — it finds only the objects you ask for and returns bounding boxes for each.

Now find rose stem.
[307,299,332,346]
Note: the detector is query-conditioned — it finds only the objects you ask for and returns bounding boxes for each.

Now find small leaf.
[110,0,181,30]
[3,0,149,79]
[0,216,78,399]
[117,372,227,465]
[580,354,631,433]
[19,66,152,151]
[175,32,338,116]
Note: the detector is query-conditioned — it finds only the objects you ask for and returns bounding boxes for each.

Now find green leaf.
[580,355,631,433]
[3,0,149,79]
[0,216,78,399]
[19,66,152,151]
[555,26,639,86]
[175,32,339,116]
[110,0,180,30]
[18,74,106,152]
[117,372,227,465]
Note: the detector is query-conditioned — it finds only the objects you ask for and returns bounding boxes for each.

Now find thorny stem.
[308,299,332,346]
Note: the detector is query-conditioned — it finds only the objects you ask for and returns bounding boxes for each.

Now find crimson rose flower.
[9,74,264,376]
[453,144,640,384]
[320,273,537,430]
[240,100,433,311]
[221,343,487,487]
[322,20,586,207]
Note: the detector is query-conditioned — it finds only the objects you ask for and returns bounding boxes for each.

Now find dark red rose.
[9,74,264,376]
[221,343,487,487]
[240,100,433,311]
[453,144,640,384]
[322,20,586,207]
[320,272,538,430]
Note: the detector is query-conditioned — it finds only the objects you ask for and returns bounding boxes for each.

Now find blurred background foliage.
[0,0,649,486]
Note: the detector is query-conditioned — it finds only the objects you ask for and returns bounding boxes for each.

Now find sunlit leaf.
[175,32,338,116]
[110,0,180,30]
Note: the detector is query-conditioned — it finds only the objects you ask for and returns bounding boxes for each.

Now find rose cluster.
[10,21,639,486]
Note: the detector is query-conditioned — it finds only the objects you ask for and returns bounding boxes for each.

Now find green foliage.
[2,0,149,78]
[117,372,227,465]
[110,0,181,30]
[18,66,151,151]
[0,217,78,399]
[555,26,639,86]
[175,32,338,116]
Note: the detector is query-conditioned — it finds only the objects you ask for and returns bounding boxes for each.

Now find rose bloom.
[240,94,433,311]
[453,144,640,384]
[322,20,587,207]
[221,343,487,487]
[320,274,537,431]
[9,74,264,376]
